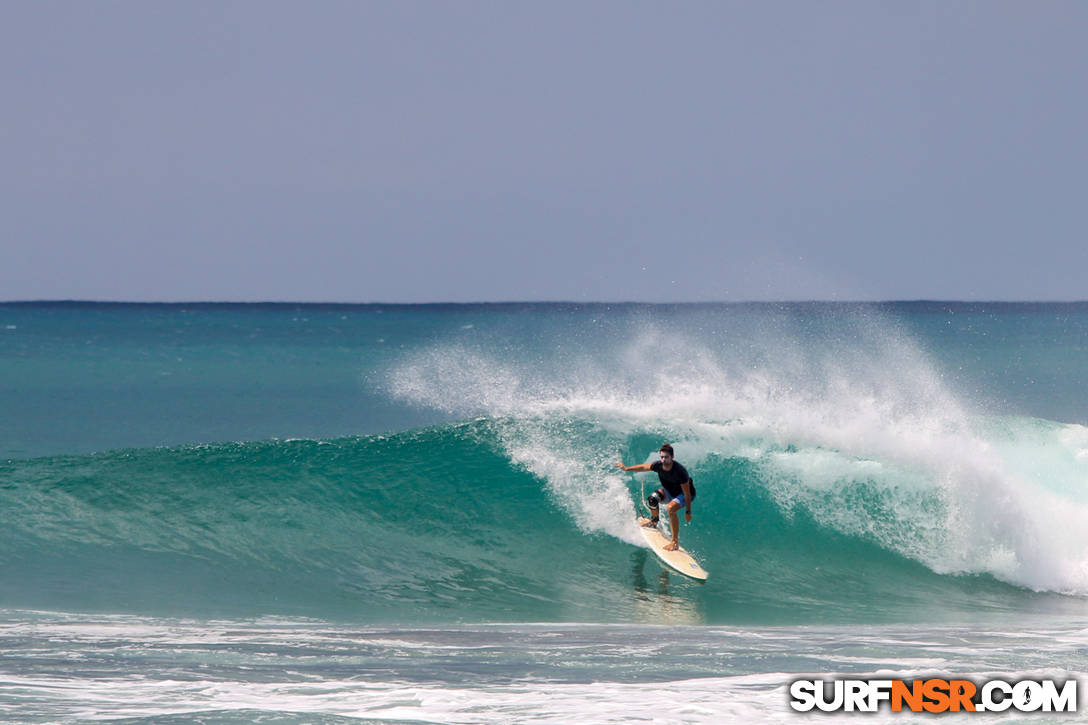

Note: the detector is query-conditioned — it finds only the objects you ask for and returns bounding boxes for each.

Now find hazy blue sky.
[3,1,1085,302]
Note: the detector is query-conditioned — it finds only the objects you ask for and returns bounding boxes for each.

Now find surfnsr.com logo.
[789,678,1078,713]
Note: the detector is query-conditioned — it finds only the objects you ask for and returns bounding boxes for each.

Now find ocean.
[2,301,1088,722]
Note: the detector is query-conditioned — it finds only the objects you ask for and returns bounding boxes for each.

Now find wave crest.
[388,314,1088,596]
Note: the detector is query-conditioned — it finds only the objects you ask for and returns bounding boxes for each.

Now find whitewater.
[2,301,1088,722]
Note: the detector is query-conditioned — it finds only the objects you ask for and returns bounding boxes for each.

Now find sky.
[2,1,1086,303]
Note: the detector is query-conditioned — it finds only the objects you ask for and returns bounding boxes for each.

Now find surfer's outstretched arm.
[616,461,652,473]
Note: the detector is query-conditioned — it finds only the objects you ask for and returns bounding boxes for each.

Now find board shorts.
[656,487,694,508]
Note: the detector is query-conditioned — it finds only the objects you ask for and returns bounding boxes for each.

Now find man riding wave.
[616,443,695,551]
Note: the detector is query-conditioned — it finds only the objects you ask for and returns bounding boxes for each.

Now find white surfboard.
[637,517,708,581]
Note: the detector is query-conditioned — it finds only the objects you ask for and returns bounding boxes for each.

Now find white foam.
[9,612,1088,724]
[0,671,790,723]
[9,663,1086,724]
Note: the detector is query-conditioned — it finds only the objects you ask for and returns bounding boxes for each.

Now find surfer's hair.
[659,443,674,457]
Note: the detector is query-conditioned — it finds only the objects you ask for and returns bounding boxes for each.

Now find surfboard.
[637,517,708,581]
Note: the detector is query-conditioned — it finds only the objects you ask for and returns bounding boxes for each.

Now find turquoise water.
[3,301,1088,721]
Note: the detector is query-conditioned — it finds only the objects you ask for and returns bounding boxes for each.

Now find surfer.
[615,444,695,551]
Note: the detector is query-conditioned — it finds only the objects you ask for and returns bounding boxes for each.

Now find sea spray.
[388,311,1088,596]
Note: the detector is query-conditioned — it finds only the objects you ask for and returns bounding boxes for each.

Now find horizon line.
[4,299,1088,306]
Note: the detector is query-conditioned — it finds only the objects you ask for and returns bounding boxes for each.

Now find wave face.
[4,303,1088,623]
